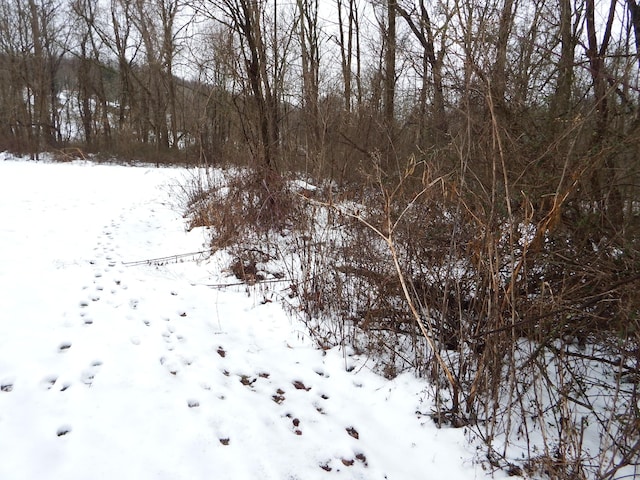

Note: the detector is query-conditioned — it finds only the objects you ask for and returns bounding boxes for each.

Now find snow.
[0,155,507,480]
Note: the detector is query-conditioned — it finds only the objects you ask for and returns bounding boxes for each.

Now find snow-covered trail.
[0,158,499,480]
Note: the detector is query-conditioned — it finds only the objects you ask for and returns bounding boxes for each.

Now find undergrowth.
[182,156,640,479]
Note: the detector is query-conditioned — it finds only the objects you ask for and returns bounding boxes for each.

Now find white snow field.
[0,156,509,480]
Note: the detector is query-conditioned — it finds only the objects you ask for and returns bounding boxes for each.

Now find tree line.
[0,0,639,227]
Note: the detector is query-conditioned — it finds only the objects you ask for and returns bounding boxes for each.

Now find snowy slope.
[0,156,507,480]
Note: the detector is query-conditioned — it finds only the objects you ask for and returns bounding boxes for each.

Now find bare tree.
[296,0,321,150]
[629,0,640,79]
[107,0,138,136]
[396,0,449,141]
[491,0,515,110]
[336,0,362,113]
[201,0,281,173]
[0,0,67,156]
[554,0,577,117]
[70,0,113,146]
[384,0,396,128]
[585,0,624,224]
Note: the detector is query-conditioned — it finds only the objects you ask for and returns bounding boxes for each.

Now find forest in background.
[2,0,640,478]
[1,0,638,176]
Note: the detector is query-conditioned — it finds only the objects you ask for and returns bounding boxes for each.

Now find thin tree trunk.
[555,0,574,117]
[384,0,396,129]
[492,0,515,111]
[586,0,623,225]
[337,0,351,113]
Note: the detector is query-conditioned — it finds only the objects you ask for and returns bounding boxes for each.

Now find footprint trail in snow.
[0,158,501,480]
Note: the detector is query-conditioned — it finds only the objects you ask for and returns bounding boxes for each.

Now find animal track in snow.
[159,356,179,376]
[239,374,256,387]
[346,426,359,440]
[281,412,304,435]
[272,388,286,404]
[56,425,72,437]
[80,360,103,386]
[1,382,14,392]
[41,375,58,390]
[292,380,311,391]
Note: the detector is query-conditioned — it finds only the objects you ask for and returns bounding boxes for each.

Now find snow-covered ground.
[0,156,509,480]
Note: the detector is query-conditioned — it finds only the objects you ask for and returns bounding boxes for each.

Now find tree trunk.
[492,0,515,111]
[586,0,623,226]
[554,0,575,117]
[384,0,396,129]
[297,0,320,151]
